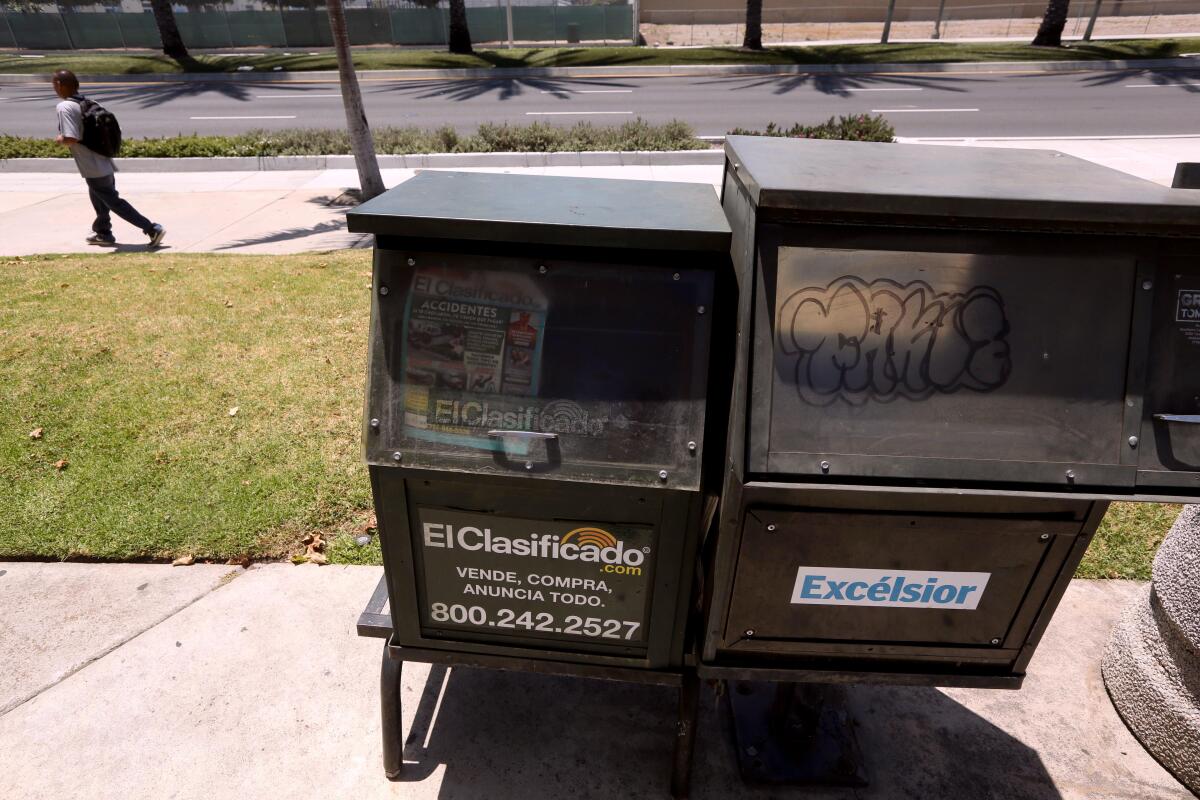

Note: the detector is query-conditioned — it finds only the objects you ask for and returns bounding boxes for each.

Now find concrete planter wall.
[1102,504,1200,793]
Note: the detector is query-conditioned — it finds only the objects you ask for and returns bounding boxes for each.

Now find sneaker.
[148,224,166,248]
[86,233,116,246]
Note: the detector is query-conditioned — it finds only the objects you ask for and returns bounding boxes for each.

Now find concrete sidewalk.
[0,562,1189,800]
[0,163,722,256]
[0,135,1194,257]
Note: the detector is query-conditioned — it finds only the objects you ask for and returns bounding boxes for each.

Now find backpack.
[73,96,122,158]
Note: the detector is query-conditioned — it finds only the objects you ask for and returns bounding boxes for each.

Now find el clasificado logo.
[423,521,648,575]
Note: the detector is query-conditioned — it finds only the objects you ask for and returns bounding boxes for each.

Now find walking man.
[52,70,165,247]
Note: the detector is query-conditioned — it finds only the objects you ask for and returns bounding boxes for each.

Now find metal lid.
[346,170,732,252]
[725,136,1200,234]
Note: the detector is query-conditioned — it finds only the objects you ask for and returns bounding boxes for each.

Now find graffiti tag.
[778,275,1012,406]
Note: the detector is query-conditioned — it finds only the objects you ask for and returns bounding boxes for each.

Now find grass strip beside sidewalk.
[0,251,372,563]
[1,38,1198,76]
[0,251,1179,573]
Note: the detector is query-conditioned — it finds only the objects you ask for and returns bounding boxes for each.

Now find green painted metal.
[0,5,632,50]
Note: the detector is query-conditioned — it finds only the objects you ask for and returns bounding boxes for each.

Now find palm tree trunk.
[448,0,474,55]
[743,0,763,49]
[1032,0,1072,46]
[327,0,385,200]
[148,0,189,61]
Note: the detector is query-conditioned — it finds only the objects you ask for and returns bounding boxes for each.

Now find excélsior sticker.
[791,567,991,611]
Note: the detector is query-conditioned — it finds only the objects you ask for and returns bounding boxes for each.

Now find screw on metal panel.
[369,418,380,431]
[659,470,669,481]
[697,306,706,315]
[1040,533,1050,541]
[673,272,681,281]
[538,265,548,274]
[990,638,1001,645]
[766,524,776,532]
[1143,280,1153,290]
[1065,469,1076,480]
[407,258,416,266]
[744,629,755,637]
[392,452,403,462]
[525,461,533,470]
[378,285,389,296]
[687,441,697,454]
[820,460,831,473]
[1128,436,1139,448]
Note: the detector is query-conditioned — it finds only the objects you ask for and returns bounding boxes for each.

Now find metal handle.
[1153,414,1200,425]
[487,430,559,440]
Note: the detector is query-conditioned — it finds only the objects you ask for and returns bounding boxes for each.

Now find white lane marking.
[872,107,979,113]
[189,115,300,120]
[902,133,1200,142]
[525,110,634,116]
[537,89,634,93]
[1125,83,1200,88]
[254,93,342,98]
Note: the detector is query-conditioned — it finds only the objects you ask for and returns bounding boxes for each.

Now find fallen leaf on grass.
[172,555,195,566]
[29,427,43,440]
[301,532,327,565]
[228,406,239,417]
[53,459,68,470]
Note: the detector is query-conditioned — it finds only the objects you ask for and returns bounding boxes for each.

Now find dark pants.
[85,175,154,237]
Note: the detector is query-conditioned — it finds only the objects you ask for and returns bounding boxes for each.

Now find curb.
[0,149,726,173]
[0,56,1196,84]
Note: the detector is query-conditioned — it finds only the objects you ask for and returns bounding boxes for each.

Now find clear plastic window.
[364,250,714,489]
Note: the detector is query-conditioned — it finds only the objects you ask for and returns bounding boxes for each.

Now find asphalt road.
[1,67,1198,140]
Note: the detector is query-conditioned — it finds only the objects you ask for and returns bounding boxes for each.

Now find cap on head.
[53,69,79,94]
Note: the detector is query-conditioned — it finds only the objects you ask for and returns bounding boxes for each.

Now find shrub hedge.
[0,115,896,159]
[728,114,896,142]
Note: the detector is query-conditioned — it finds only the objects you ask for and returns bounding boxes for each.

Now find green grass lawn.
[1,38,1198,76]
[0,251,1182,573]
[0,251,373,563]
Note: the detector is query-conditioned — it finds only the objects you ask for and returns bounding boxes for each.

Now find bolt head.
[1065,469,1076,480]
[1039,533,1050,541]
[407,258,416,267]
[1143,280,1153,290]
[744,629,755,637]
[697,305,706,315]
[1128,435,1139,448]
[820,460,831,472]
[538,265,548,274]
[745,746,758,757]
[378,285,389,296]
[658,469,669,481]
[990,638,1001,645]
[766,524,776,532]
[369,418,380,430]
[687,441,697,453]
[525,461,533,470]
[391,451,402,462]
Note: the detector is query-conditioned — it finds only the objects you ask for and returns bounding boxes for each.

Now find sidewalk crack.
[0,567,243,719]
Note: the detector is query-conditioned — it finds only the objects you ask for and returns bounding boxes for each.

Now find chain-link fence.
[0,0,634,50]
[639,0,1200,46]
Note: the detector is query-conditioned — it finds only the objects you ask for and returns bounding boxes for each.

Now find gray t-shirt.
[56,98,114,179]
